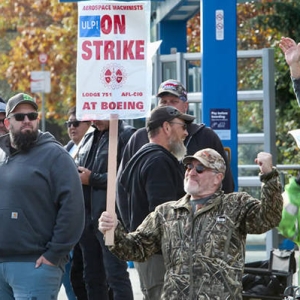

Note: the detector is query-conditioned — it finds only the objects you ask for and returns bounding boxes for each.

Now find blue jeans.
[96,230,134,300]
[0,261,62,300]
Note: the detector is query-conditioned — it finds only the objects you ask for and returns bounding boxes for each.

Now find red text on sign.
[82,40,144,60]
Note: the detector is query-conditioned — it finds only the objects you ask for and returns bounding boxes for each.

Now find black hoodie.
[117,143,185,231]
[0,131,85,269]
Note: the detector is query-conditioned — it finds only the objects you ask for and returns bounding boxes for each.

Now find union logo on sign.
[101,63,127,89]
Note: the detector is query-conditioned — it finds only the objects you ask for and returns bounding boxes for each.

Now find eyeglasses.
[0,119,5,125]
[184,163,215,174]
[168,121,187,130]
[9,112,38,121]
[65,120,89,128]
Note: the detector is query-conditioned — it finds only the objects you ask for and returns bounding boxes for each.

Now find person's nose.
[23,115,31,122]
[183,128,188,137]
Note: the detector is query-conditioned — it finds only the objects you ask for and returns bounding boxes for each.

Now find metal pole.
[41,63,46,132]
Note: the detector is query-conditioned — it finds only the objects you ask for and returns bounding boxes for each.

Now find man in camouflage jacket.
[99,148,283,300]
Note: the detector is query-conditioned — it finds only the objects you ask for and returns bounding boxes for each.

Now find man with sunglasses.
[65,106,92,159]
[99,148,283,300]
[0,93,85,300]
[0,97,8,136]
[116,106,194,300]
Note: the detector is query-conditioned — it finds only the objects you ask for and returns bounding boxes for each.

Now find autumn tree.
[0,0,78,141]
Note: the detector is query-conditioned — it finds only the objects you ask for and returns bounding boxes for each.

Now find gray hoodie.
[0,131,84,269]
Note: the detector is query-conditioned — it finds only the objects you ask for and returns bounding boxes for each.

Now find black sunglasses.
[65,120,89,128]
[9,112,38,121]
[0,119,5,125]
[168,121,187,130]
[184,163,210,174]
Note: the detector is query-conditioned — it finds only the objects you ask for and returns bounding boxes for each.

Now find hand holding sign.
[76,1,153,245]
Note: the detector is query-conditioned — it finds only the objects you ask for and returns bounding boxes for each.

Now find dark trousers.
[73,220,133,300]
[76,223,109,300]
[70,243,88,300]
[96,230,134,300]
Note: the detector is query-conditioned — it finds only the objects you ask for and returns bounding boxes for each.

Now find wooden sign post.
[105,114,119,245]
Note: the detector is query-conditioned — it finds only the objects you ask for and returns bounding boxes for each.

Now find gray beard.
[10,129,38,151]
[169,139,187,161]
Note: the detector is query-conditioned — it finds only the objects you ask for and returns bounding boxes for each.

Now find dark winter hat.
[157,79,188,102]
[183,148,226,175]
[147,106,194,132]
[6,93,38,117]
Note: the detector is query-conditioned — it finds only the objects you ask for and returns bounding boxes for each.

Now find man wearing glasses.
[0,93,85,300]
[116,106,194,300]
[65,106,92,159]
[100,148,283,300]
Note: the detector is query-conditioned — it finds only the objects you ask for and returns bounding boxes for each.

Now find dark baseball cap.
[6,93,38,117]
[147,106,195,132]
[157,79,188,102]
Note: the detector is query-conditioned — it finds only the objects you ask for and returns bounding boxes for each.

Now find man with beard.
[116,106,194,300]
[0,93,85,300]
[100,149,283,300]
[0,97,8,136]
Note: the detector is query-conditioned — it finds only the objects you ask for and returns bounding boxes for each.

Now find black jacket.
[76,121,135,223]
[119,123,234,193]
[117,143,185,231]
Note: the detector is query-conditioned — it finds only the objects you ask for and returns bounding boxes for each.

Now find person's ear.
[4,118,10,130]
[216,172,224,182]
[161,121,168,131]
[183,102,189,113]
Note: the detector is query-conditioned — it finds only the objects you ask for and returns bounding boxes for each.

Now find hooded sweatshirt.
[0,131,84,269]
[118,143,185,231]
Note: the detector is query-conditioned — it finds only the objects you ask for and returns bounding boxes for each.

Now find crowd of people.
[2,61,300,299]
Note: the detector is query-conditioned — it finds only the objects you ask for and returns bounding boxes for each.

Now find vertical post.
[41,63,46,132]
[201,0,238,190]
[105,114,119,245]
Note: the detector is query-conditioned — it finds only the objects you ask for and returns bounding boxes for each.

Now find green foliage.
[237,0,300,168]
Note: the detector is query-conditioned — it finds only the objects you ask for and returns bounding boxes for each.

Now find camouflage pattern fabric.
[109,168,283,300]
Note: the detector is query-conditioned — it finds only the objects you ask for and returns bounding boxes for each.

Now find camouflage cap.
[183,148,226,175]
[157,79,188,102]
[6,93,38,117]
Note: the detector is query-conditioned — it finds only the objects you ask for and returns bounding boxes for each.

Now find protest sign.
[77,1,151,120]
[77,1,151,245]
